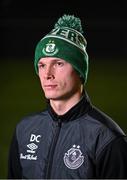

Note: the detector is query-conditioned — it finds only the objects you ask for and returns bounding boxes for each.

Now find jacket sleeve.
[7,129,22,179]
[96,136,127,179]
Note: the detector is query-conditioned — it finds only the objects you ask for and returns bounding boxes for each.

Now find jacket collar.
[47,91,92,122]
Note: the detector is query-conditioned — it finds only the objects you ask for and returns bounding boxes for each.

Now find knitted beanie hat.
[34,14,89,83]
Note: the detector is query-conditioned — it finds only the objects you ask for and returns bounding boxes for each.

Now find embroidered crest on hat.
[42,40,59,56]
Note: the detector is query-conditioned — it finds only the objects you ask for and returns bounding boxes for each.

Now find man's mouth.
[44,85,57,89]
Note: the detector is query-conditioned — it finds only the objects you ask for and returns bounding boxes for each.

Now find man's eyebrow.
[54,59,65,62]
[38,59,65,65]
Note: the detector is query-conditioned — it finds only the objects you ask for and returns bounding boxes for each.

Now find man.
[8,14,127,179]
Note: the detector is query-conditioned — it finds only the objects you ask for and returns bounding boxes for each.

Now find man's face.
[38,57,82,101]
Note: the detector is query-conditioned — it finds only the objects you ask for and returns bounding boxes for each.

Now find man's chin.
[45,94,59,100]
[45,94,64,101]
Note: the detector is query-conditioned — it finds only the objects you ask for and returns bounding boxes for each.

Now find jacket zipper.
[45,118,62,179]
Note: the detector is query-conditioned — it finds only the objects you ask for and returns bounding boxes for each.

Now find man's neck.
[50,93,83,115]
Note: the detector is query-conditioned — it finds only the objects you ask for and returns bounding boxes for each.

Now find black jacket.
[8,94,127,179]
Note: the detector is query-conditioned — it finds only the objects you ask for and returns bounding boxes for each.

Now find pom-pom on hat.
[34,14,89,83]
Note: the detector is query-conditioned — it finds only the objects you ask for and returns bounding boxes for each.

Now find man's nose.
[44,66,55,80]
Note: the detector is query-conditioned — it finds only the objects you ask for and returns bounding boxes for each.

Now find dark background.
[0,0,127,178]
[1,0,127,59]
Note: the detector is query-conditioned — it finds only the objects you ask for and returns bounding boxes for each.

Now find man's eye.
[56,62,64,66]
[38,64,45,68]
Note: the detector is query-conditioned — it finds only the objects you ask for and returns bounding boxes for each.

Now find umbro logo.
[27,143,38,153]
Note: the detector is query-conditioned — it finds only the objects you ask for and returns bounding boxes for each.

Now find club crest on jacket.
[64,145,84,169]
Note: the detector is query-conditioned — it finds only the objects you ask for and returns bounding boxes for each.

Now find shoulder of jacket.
[86,105,125,136]
[82,105,126,159]
[15,110,49,134]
